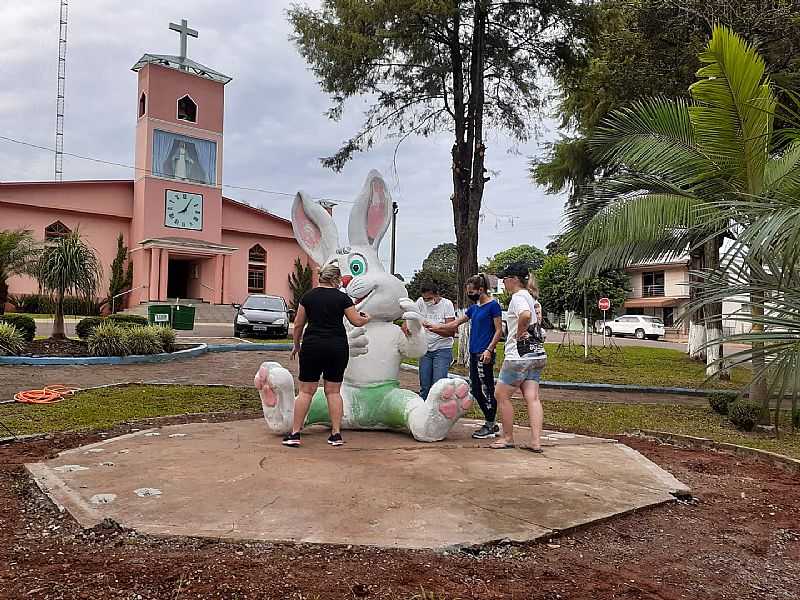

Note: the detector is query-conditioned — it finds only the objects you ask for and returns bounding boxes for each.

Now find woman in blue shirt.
[425,273,503,439]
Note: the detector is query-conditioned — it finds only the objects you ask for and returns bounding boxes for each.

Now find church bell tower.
[130,19,234,302]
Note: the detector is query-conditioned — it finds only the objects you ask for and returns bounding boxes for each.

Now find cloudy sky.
[0,1,568,277]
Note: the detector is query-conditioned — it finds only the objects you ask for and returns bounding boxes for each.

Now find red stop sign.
[598,297,611,311]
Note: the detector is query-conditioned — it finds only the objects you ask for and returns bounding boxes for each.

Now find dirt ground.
[1,414,798,600]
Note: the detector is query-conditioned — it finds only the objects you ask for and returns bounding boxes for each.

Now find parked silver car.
[233,294,292,338]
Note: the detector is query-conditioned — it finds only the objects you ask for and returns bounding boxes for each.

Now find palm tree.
[0,229,38,315]
[36,231,102,340]
[563,27,791,402]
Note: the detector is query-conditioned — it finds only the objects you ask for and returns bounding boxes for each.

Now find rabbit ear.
[348,170,393,249]
[291,191,338,265]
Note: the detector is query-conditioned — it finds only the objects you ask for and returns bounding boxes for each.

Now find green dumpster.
[148,304,173,326]
[171,304,196,331]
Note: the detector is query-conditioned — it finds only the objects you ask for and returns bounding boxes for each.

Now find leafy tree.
[532,0,800,207]
[422,243,457,273]
[0,229,38,315]
[107,234,133,312]
[485,244,545,275]
[566,27,797,399]
[289,0,584,304]
[36,232,102,340]
[406,269,458,303]
[535,254,629,322]
[288,258,314,312]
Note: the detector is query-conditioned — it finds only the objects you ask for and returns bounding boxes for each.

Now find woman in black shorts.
[283,263,370,447]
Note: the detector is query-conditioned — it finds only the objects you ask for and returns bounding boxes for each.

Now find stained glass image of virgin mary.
[152,130,217,185]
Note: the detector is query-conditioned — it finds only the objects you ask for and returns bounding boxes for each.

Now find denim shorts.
[498,357,544,386]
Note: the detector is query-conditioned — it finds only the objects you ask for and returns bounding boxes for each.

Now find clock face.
[165,190,203,230]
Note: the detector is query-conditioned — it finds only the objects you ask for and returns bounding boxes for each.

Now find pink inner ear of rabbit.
[293,204,321,247]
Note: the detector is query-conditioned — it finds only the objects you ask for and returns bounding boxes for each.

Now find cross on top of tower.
[169,18,198,60]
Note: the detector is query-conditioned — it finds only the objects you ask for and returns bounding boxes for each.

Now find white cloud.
[0,1,568,277]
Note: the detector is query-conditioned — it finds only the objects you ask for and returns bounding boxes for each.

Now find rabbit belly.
[344,322,404,385]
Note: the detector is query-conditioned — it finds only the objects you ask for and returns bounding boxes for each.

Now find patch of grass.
[472,399,800,460]
[406,342,749,390]
[0,385,259,436]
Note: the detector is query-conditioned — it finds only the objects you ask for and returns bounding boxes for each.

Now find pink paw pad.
[455,383,471,410]
[441,386,455,400]
[439,400,459,420]
[261,385,278,408]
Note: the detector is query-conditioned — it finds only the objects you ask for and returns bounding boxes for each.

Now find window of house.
[642,271,665,297]
[177,95,197,123]
[248,244,266,263]
[139,92,146,117]
[44,221,71,240]
[248,265,266,293]
[663,307,674,327]
[152,129,216,185]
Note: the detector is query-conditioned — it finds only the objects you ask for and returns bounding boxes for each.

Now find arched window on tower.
[247,244,267,293]
[177,95,197,123]
[44,221,71,241]
[139,92,146,117]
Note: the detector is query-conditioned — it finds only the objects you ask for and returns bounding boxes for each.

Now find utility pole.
[389,201,398,274]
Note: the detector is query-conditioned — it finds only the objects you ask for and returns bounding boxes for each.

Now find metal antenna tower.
[54,0,68,181]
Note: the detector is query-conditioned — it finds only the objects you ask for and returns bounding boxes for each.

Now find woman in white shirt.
[491,262,546,452]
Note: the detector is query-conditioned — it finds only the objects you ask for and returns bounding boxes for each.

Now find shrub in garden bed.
[125,326,163,355]
[154,325,176,353]
[77,314,149,339]
[708,391,737,415]
[108,314,148,327]
[9,293,100,316]
[728,399,762,432]
[87,322,131,357]
[0,313,35,342]
[87,323,177,357]
[0,323,25,356]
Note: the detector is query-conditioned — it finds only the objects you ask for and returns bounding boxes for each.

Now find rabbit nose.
[341,275,353,287]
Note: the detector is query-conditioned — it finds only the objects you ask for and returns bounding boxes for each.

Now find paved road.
[0,349,710,408]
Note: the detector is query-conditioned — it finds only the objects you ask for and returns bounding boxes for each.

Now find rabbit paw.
[347,326,369,357]
[254,361,295,434]
[408,378,473,442]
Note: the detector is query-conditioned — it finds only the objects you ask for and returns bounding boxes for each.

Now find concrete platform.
[26,420,689,549]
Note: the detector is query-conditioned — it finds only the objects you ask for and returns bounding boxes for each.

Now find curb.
[630,429,800,474]
[399,363,720,397]
[0,344,207,366]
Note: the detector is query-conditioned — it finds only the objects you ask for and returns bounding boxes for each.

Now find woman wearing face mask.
[425,273,503,439]
[413,281,456,399]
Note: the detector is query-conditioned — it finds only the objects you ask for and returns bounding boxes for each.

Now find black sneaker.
[327,433,345,446]
[472,424,497,439]
[282,432,301,447]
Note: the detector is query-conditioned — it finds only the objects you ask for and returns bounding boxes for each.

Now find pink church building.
[0,22,308,309]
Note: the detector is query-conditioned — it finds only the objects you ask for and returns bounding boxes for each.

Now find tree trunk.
[749,288,770,422]
[0,278,7,316]
[704,237,729,380]
[687,249,706,360]
[52,291,66,340]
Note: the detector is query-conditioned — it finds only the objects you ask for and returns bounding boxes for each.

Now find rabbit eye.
[349,255,367,276]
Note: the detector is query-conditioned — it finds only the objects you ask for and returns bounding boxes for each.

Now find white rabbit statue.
[254,170,472,442]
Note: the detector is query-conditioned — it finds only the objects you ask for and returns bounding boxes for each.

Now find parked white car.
[604,315,665,340]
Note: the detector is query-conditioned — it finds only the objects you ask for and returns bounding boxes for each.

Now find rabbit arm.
[398,319,428,359]
[398,298,428,359]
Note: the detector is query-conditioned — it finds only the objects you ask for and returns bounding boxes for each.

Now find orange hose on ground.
[14,385,78,404]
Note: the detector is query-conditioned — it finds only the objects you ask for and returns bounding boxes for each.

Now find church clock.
[165,190,203,230]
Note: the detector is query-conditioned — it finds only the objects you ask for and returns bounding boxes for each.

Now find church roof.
[131,54,232,84]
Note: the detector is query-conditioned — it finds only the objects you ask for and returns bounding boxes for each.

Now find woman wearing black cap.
[491,261,547,452]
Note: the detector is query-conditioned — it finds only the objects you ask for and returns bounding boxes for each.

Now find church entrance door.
[167,259,191,299]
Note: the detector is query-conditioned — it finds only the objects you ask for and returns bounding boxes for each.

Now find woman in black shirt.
[283,263,370,447]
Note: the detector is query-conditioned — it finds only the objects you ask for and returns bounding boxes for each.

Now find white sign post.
[598,297,611,347]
